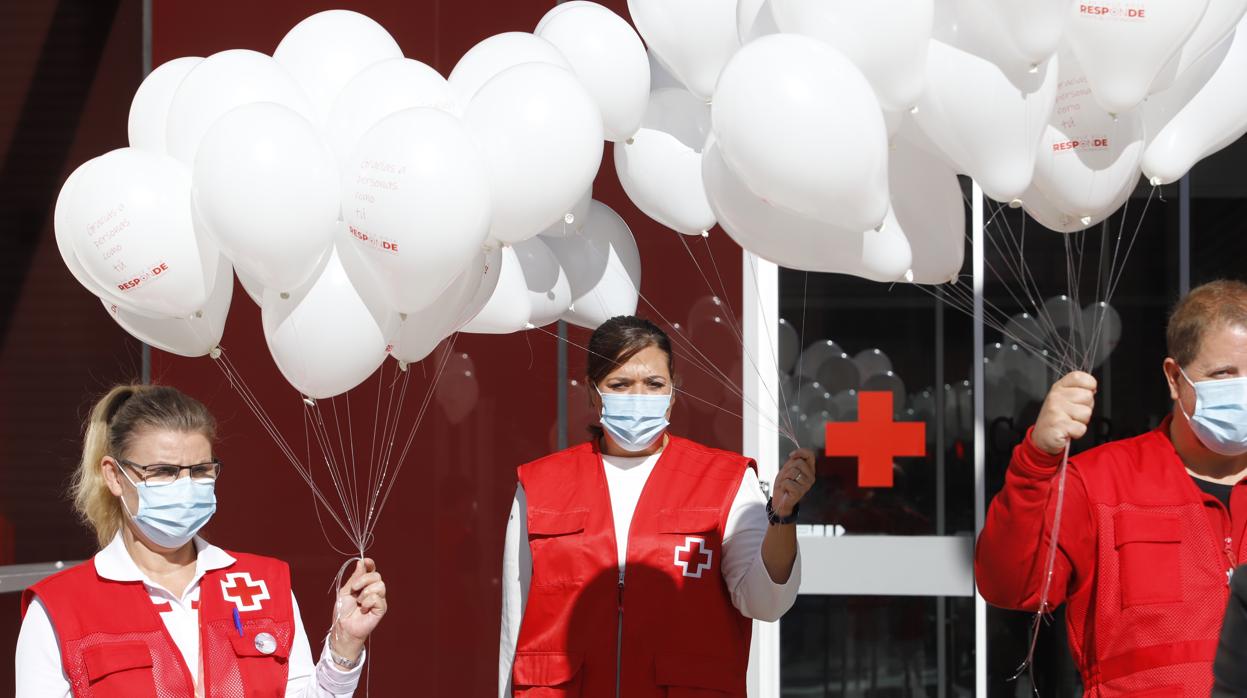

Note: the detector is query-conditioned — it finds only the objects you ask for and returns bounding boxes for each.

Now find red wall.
[145,1,743,694]
[0,0,145,691]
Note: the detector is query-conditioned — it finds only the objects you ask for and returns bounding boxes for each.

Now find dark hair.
[1167,280,1247,366]
[586,316,674,440]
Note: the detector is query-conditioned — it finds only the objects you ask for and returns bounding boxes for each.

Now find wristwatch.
[329,647,362,670]
[766,497,800,525]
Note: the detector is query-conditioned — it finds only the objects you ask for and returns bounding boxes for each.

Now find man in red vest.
[977,280,1247,695]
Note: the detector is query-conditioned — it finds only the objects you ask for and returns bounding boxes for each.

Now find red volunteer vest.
[514,435,756,698]
[1070,426,1243,695]
[22,551,294,697]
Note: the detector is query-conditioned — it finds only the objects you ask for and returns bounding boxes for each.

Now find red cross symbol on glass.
[824,391,925,488]
[674,537,713,579]
[221,573,270,612]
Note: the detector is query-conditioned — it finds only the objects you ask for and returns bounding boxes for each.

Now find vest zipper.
[1226,537,1237,585]
[616,568,625,698]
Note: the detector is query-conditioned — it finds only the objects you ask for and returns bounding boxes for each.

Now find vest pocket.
[224,617,291,697]
[1114,511,1182,608]
[528,509,588,588]
[227,620,292,661]
[512,651,583,697]
[655,652,738,696]
[82,641,157,697]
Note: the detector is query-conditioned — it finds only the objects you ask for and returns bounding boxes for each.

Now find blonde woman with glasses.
[15,384,387,697]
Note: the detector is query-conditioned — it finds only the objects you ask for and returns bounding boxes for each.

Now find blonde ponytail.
[71,384,216,548]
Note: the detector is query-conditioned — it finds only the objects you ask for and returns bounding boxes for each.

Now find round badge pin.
[254,632,277,655]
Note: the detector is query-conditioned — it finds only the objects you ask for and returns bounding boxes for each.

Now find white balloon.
[262,247,392,399]
[647,50,684,91]
[435,352,480,424]
[55,161,155,316]
[853,348,893,381]
[192,103,338,293]
[325,58,454,169]
[1143,20,1247,184]
[915,40,1058,203]
[1032,52,1144,221]
[712,34,890,230]
[984,345,1019,422]
[235,267,265,307]
[1081,301,1123,367]
[461,245,534,334]
[128,57,202,155]
[544,201,642,330]
[702,138,912,281]
[342,108,493,312]
[1005,312,1048,349]
[797,339,848,381]
[890,136,965,285]
[389,248,503,364]
[953,0,1073,72]
[103,256,233,358]
[515,236,573,327]
[539,187,592,239]
[737,0,780,43]
[627,0,740,100]
[893,112,961,171]
[769,0,933,111]
[61,148,216,318]
[535,2,650,142]
[273,10,402,123]
[1064,0,1209,114]
[1142,31,1231,139]
[448,32,571,108]
[1043,294,1082,348]
[164,49,315,166]
[997,342,1050,401]
[615,88,715,236]
[777,319,800,373]
[1021,179,1136,233]
[882,109,906,138]
[464,62,604,244]
[1154,0,1247,88]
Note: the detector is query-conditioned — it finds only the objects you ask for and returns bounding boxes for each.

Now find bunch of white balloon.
[56,1,1247,400]
[55,5,649,399]
[621,0,1247,280]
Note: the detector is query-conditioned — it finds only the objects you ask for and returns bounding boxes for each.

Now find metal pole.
[1179,174,1191,296]
[743,250,781,698]
[935,289,947,698]
[972,184,987,698]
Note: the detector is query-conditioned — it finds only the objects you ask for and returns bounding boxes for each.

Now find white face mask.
[1178,367,1247,456]
[118,467,217,549]
[597,387,672,452]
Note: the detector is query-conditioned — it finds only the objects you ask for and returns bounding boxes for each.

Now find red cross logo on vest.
[824,391,926,488]
[674,536,713,578]
[221,572,270,612]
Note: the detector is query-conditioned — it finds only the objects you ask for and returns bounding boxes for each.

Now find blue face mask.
[1179,368,1247,456]
[597,387,672,453]
[119,467,217,549]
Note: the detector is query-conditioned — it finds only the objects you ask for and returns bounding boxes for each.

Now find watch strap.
[766,497,800,525]
[329,647,362,670]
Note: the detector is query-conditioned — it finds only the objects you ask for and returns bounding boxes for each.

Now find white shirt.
[497,455,801,697]
[15,533,364,697]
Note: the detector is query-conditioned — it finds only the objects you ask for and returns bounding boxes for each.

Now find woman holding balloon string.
[498,315,816,697]
[15,384,388,697]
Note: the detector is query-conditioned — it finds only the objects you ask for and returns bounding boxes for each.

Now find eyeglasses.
[115,458,222,486]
